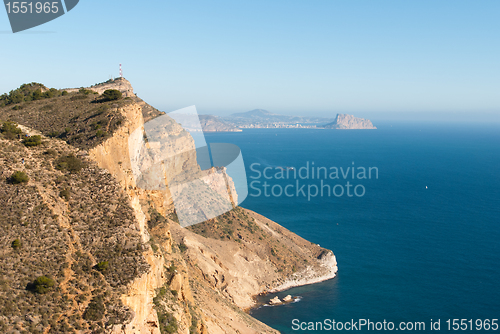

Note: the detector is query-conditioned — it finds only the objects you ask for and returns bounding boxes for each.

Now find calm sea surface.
[204,123,500,333]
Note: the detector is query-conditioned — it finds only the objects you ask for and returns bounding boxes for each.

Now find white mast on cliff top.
[119,64,123,78]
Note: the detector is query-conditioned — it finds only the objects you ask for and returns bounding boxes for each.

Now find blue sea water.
[204,123,500,333]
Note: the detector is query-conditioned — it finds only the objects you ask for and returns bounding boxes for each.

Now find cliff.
[86,83,337,333]
[0,79,338,333]
[322,113,376,129]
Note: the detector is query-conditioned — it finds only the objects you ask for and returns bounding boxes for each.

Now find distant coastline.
[201,110,376,131]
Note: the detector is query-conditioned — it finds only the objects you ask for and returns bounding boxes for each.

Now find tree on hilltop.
[101,89,122,101]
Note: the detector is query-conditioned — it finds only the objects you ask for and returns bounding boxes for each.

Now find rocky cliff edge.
[0,79,338,334]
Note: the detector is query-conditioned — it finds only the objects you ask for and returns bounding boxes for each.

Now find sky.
[1,0,499,121]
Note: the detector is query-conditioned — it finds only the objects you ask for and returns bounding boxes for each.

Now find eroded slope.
[0,130,148,333]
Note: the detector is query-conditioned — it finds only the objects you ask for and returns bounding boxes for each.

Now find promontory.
[0,78,338,334]
[322,113,376,129]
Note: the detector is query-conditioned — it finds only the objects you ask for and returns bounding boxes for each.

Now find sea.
[204,122,500,333]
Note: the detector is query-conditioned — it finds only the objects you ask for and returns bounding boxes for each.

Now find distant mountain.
[229,109,278,118]
[222,109,334,128]
[219,110,376,129]
[322,114,376,129]
[199,115,242,132]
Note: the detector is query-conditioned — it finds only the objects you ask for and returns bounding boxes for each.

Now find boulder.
[269,296,282,305]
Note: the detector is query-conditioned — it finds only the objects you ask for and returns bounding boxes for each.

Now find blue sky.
[1,0,499,120]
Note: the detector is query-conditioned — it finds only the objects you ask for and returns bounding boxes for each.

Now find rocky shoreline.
[269,250,338,293]
[249,250,338,310]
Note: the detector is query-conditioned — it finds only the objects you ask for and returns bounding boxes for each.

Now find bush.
[11,239,21,249]
[158,311,178,334]
[54,154,83,173]
[190,318,199,334]
[102,89,122,101]
[70,94,88,101]
[32,89,45,100]
[79,88,94,95]
[0,82,50,105]
[47,131,59,138]
[1,121,22,139]
[178,243,187,253]
[148,209,167,229]
[59,189,70,201]
[167,264,177,274]
[32,276,55,294]
[22,135,42,147]
[168,209,179,224]
[61,90,68,96]
[151,243,159,252]
[10,171,29,184]
[83,296,105,321]
[95,261,109,272]
[9,92,24,104]
[43,88,57,98]
[95,130,106,137]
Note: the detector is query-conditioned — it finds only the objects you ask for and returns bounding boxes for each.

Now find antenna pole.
[119,64,123,78]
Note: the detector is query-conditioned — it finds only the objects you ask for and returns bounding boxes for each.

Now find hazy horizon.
[2,1,499,120]
[1,78,498,123]
[195,109,500,124]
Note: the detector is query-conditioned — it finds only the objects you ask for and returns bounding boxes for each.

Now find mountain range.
[222,109,334,127]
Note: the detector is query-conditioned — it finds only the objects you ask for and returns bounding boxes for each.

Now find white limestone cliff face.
[88,101,200,333]
[87,103,164,334]
[87,101,252,333]
[85,85,338,333]
[114,249,165,334]
[88,104,151,238]
[201,167,238,207]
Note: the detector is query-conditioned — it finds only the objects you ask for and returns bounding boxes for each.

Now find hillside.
[0,79,338,334]
[199,115,242,132]
[0,126,148,333]
[0,85,131,150]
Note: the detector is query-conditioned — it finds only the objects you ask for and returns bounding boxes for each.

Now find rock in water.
[283,295,293,302]
[322,114,376,129]
[269,296,282,305]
